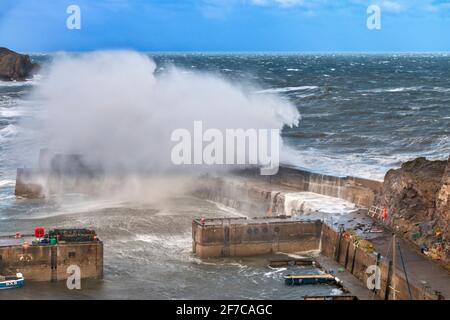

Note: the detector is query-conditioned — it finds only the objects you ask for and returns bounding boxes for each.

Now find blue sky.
[0,0,450,52]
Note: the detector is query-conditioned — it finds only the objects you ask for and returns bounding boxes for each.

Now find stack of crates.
[48,229,97,243]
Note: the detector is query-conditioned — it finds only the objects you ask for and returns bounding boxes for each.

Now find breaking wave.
[28,51,301,174]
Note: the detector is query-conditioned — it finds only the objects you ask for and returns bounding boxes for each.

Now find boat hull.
[0,278,25,289]
[284,276,337,286]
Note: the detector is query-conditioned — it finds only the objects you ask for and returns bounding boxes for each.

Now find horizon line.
[23,49,450,55]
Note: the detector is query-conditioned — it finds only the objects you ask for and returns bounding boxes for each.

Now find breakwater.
[194,166,382,217]
[192,217,444,300]
[0,238,103,282]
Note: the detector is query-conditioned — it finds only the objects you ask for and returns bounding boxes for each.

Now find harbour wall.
[192,218,443,300]
[194,178,274,216]
[15,169,44,198]
[192,218,322,258]
[195,166,383,216]
[275,166,382,207]
[320,224,441,300]
[240,166,383,208]
[0,241,103,282]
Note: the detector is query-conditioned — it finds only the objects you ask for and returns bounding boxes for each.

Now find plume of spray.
[27,51,300,203]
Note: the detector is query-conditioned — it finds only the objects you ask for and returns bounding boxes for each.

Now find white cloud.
[250,0,317,7]
[379,1,405,13]
[199,0,240,19]
[201,0,450,17]
[275,0,306,7]
[364,0,450,14]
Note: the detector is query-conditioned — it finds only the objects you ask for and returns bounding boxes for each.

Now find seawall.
[320,224,442,300]
[192,217,322,258]
[0,241,103,282]
[192,218,445,300]
[194,166,383,217]
[241,166,383,208]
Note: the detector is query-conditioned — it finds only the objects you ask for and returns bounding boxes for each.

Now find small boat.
[0,273,25,289]
[284,274,339,286]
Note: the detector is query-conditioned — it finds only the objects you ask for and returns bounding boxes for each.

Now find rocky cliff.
[0,47,38,81]
[436,157,450,240]
[377,157,450,263]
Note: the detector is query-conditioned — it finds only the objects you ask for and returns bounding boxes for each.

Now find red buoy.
[34,227,45,238]
[383,208,388,222]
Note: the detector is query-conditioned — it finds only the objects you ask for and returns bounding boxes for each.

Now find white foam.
[0,107,26,118]
[0,124,19,140]
[28,51,300,174]
[283,192,357,216]
[330,288,344,296]
[358,86,422,93]
[210,200,247,217]
[263,267,287,278]
[135,234,190,247]
[13,197,127,220]
[0,75,41,88]
[256,86,318,94]
[0,179,15,188]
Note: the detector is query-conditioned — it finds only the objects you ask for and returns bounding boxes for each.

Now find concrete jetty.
[192,165,450,300]
[0,231,103,282]
[192,216,449,300]
[192,217,322,258]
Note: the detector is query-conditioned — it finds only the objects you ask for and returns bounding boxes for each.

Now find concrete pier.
[15,169,44,198]
[192,217,322,258]
[0,237,103,282]
[194,166,383,218]
[192,217,449,300]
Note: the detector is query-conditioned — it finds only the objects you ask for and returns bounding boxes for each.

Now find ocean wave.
[284,192,357,216]
[134,234,192,256]
[0,96,18,108]
[358,86,423,93]
[209,201,247,217]
[0,107,26,118]
[0,75,41,88]
[431,87,450,93]
[135,234,190,246]
[0,81,32,88]
[0,124,19,140]
[0,179,15,188]
[256,86,319,94]
[359,86,450,94]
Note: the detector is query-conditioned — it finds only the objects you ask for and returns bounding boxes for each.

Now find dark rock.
[376,156,450,260]
[0,47,39,81]
[436,156,450,239]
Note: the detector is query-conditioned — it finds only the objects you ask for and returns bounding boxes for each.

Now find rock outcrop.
[0,47,38,81]
[436,157,450,240]
[377,157,450,263]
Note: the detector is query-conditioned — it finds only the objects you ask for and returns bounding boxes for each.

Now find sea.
[0,53,449,299]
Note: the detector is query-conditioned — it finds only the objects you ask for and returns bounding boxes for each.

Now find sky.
[0,0,450,52]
